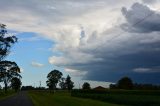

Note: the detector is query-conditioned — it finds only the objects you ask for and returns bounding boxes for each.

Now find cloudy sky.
[1,0,160,87]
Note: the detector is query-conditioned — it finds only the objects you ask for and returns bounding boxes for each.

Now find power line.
[56,7,160,69]
[92,8,160,52]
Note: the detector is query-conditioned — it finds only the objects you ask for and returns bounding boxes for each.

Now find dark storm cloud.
[68,38,160,83]
[83,42,160,84]
[121,3,160,33]
[77,3,160,84]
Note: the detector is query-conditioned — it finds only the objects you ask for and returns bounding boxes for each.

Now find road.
[0,91,33,106]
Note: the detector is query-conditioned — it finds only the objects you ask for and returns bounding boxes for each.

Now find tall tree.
[11,77,22,92]
[0,61,21,93]
[117,76,133,90]
[0,24,17,60]
[46,70,62,92]
[82,82,91,90]
[65,75,74,91]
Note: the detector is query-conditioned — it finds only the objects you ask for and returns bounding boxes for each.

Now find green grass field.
[0,90,16,100]
[28,91,125,106]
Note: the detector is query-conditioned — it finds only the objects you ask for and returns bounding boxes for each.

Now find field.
[0,90,16,100]
[71,90,160,106]
[28,91,125,106]
[1,90,159,106]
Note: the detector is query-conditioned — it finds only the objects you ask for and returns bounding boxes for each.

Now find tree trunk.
[53,85,56,94]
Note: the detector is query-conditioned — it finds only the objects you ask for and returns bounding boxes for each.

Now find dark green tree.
[0,61,21,93]
[0,24,17,60]
[109,84,117,89]
[11,77,22,92]
[117,76,133,90]
[46,70,62,92]
[59,77,66,90]
[82,82,91,90]
[65,75,74,91]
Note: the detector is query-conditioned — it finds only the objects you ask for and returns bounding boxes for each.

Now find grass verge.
[28,91,125,106]
[0,90,16,100]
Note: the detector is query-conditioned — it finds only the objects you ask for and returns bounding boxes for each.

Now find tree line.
[81,77,160,90]
[110,77,160,90]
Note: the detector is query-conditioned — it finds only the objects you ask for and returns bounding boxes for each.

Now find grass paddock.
[71,90,160,106]
[28,90,125,106]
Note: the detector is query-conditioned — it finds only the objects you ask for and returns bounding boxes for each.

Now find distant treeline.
[21,86,46,91]
[109,76,160,90]
[110,83,160,90]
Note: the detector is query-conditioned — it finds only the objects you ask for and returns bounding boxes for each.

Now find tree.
[117,76,133,90]
[65,75,74,91]
[0,24,17,60]
[59,77,66,90]
[0,61,21,93]
[46,70,62,92]
[109,84,117,89]
[82,82,91,90]
[11,77,22,92]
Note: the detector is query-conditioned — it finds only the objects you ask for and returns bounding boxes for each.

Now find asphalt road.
[0,91,33,106]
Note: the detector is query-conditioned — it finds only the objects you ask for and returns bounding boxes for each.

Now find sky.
[0,0,160,88]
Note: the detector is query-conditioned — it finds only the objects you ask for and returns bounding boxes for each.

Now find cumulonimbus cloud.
[1,0,160,84]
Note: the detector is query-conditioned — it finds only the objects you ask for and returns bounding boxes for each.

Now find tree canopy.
[65,75,74,91]
[0,60,21,92]
[11,77,22,92]
[117,77,133,90]
[82,82,91,90]
[46,70,63,91]
[0,24,17,60]
[59,77,66,90]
